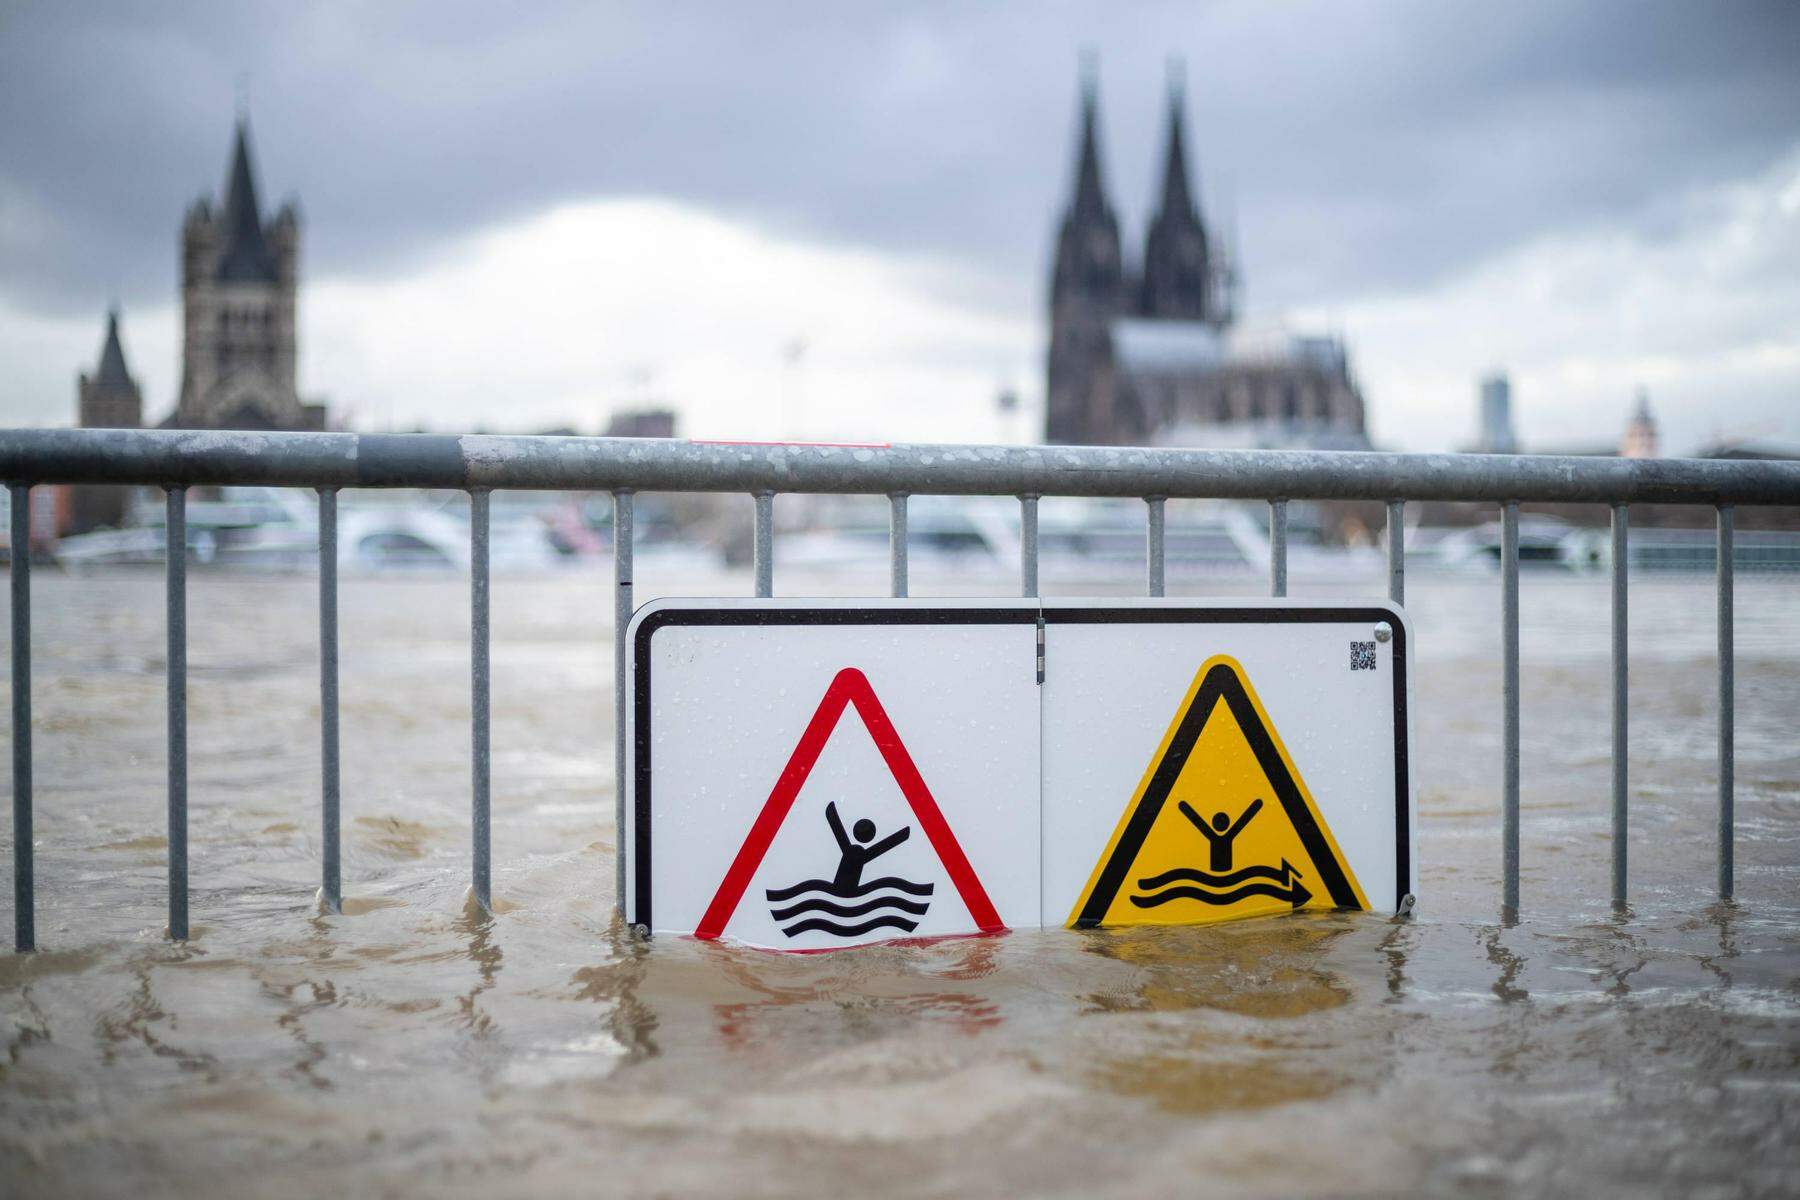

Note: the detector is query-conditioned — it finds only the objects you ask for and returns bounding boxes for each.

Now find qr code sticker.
[1350,641,1377,671]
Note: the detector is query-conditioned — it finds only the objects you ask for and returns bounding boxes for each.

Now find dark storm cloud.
[2,0,1796,321]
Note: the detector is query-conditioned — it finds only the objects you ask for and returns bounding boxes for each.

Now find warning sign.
[695,667,1004,947]
[627,600,1411,945]
[1069,655,1369,927]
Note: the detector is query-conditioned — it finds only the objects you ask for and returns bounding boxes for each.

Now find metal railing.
[6,427,1800,950]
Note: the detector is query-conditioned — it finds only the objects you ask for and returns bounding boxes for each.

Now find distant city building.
[1474,372,1518,454]
[1045,69,1367,449]
[1619,388,1659,458]
[71,309,143,530]
[604,408,678,438]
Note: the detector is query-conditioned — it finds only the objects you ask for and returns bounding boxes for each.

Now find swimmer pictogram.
[763,803,936,938]
[695,667,1002,944]
[1126,799,1314,909]
[1071,655,1366,927]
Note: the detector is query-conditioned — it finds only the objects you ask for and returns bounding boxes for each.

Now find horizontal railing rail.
[6,426,1796,952]
[6,427,1800,503]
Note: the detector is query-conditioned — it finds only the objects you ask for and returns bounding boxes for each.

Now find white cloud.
[1311,147,1800,455]
[301,198,1039,443]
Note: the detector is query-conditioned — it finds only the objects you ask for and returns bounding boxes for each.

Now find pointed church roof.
[1069,73,1113,222]
[1153,72,1198,222]
[95,307,135,389]
[216,121,278,283]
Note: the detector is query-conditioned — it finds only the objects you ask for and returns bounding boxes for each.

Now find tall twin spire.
[1066,57,1200,226]
[1058,55,1222,325]
[1154,65,1197,223]
[1070,61,1113,223]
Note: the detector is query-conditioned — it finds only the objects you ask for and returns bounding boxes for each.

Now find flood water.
[2,567,1798,1197]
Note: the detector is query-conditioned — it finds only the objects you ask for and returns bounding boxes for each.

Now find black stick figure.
[1179,797,1263,873]
[825,801,910,890]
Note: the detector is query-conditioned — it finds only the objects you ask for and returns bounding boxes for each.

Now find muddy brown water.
[2,569,1797,1198]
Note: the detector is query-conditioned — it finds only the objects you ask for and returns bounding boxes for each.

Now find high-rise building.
[1476,372,1518,453]
[1044,67,1366,449]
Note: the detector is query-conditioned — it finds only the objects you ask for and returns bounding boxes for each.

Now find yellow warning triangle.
[1070,655,1368,927]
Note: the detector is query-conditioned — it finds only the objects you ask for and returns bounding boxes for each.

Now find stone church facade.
[1045,76,1368,450]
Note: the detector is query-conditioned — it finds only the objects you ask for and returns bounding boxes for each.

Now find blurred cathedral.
[1045,69,1368,450]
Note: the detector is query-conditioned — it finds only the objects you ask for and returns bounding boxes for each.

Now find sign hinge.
[1035,615,1045,684]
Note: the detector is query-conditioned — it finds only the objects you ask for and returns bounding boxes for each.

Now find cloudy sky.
[1,1,1796,452]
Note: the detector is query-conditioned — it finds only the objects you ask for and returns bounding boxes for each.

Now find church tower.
[1045,72,1127,445]
[174,121,322,430]
[1138,71,1219,324]
[72,308,144,530]
[78,308,143,430]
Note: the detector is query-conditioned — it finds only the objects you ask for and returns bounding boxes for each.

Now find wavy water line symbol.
[765,876,934,938]
[1129,859,1312,909]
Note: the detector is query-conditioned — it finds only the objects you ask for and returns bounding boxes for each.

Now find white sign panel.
[625,599,1412,949]
[625,601,1041,949]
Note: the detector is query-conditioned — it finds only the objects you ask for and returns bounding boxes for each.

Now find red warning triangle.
[695,667,1003,941]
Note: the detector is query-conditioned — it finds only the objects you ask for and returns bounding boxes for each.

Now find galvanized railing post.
[753,491,774,598]
[318,488,341,914]
[1717,505,1734,900]
[1386,500,1405,605]
[1610,503,1628,909]
[1268,499,1288,598]
[470,490,491,913]
[1019,495,1039,598]
[612,489,634,916]
[1145,497,1165,597]
[165,487,188,941]
[1501,501,1520,918]
[9,484,33,952]
[889,493,909,598]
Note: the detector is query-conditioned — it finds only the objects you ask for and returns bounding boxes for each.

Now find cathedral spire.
[1154,65,1197,223]
[95,306,134,389]
[1068,58,1113,223]
[1046,57,1126,444]
[1138,60,1215,323]
[217,120,277,283]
